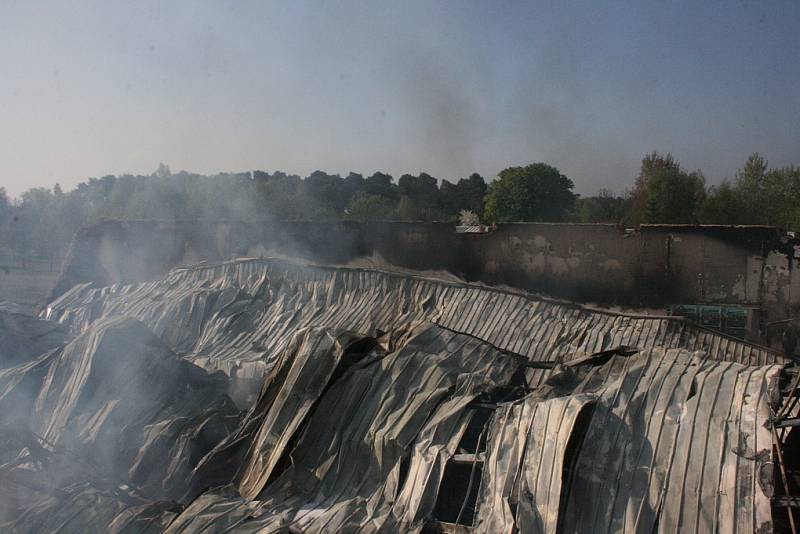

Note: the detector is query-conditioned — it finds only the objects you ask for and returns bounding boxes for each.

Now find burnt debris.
[0,258,796,532]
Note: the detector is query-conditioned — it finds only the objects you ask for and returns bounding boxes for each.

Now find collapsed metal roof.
[1,258,795,532]
[46,258,781,373]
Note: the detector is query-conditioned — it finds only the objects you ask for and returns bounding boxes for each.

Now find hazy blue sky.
[1,0,798,197]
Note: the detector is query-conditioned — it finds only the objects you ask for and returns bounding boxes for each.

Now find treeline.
[577,151,800,229]
[0,164,488,261]
[0,152,798,262]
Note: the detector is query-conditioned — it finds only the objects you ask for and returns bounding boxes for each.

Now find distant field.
[0,269,58,312]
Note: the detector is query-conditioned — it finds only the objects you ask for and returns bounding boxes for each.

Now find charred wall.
[463,223,638,303]
[49,220,800,324]
[48,220,466,301]
[465,223,799,322]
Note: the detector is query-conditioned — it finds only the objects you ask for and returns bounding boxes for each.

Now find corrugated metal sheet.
[0,258,786,532]
[474,349,780,534]
[167,333,781,533]
[45,258,783,379]
[569,351,778,533]
[474,394,595,533]
[165,323,520,532]
[455,225,490,233]
[0,316,240,532]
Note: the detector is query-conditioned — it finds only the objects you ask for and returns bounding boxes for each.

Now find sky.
[0,0,798,198]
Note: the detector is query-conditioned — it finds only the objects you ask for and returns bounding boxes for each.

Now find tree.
[304,171,349,216]
[342,172,366,201]
[364,172,398,201]
[345,192,396,221]
[733,152,768,222]
[459,173,487,214]
[0,187,12,255]
[692,152,800,229]
[756,164,800,229]
[395,196,419,220]
[0,188,10,225]
[698,181,744,224]
[438,180,460,218]
[572,189,631,223]
[643,167,705,224]
[483,163,576,222]
[440,173,487,218]
[255,172,305,219]
[630,152,679,223]
[154,162,172,178]
[628,152,705,224]
[397,173,440,220]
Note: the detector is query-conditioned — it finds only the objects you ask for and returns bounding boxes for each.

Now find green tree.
[305,171,349,215]
[255,172,306,219]
[342,172,366,203]
[0,188,10,226]
[698,181,744,224]
[395,196,420,220]
[363,172,398,201]
[735,152,769,222]
[438,180,460,218]
[643,167,706,223]
[572,189,631,223]
[459,173,487,215]
[759,165,800,229]
[484,163,575,222]
[397,173,440,220]
[345,192,395,221]
[630,152,679,223]
[0,188,13,256]
[696,153,800,230]
[440,173,487,219]
[628,152,705,224]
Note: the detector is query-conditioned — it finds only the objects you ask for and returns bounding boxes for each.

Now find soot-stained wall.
[49,220,800,325]
[470,223,800,319]
[465,223,638,303]
[49,220,465,299]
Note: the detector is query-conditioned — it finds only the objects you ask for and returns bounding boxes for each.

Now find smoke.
[0,311,242,526]
[388,48,481,181]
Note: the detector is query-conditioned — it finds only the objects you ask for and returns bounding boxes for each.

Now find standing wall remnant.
[48,220,800,343]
